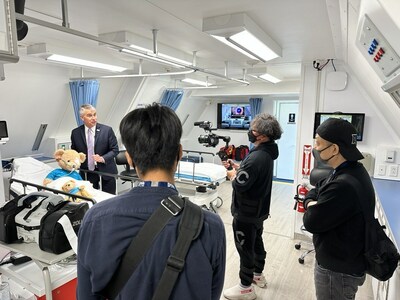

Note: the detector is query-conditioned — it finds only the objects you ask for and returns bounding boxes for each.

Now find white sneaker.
[223,284,257,300]
[253,273,267,288]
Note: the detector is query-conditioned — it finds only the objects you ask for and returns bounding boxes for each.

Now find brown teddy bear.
[62,179,92,202]
[43,149,86,186]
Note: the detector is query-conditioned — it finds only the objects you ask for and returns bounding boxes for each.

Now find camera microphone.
[194,121,203,126]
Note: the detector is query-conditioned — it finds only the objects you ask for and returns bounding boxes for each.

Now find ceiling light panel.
[47,54,127,72]
[27,43,128,72]
[100,31,193,68]
[203,13,282,62]
[258,73,282,83]
[182,78,213,86]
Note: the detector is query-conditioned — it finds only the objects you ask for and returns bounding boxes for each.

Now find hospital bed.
[8,157,114,204]
[175,150,227,212]
[8,153,227,211]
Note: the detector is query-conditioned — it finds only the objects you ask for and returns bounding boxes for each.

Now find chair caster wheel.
[298,258,304,264]
[295,244,301,250]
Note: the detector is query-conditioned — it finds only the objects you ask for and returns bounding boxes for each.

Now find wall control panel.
[357,14,400,80]
[374,146,400,181]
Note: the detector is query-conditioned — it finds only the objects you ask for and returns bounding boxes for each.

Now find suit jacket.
[71,123,119,174]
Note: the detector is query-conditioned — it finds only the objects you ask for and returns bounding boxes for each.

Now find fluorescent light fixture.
[203,13,282,62]
[249,73,281,84]
[258,73,281,83]
[229,30,279,61]
[211,35,258,60]
[127,44,192,66]
[158,53,192,66]
[27,43,128,72]
[47,54,127,72]
[182,78,213,86]
[121,48,186,69]
[182,85,219,90]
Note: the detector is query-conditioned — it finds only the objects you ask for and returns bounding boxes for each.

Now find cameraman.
[223,113,282,300]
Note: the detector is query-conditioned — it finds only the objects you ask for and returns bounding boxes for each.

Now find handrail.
[9,178,96,204]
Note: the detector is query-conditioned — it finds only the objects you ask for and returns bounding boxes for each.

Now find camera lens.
[198,135,210,144]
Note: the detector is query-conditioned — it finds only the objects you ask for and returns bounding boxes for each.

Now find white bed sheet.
[175,161,226,183]
[10,157,113,203]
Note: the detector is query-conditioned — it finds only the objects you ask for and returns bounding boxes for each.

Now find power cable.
[313,59,332,71]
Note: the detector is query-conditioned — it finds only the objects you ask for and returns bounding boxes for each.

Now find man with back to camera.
[302,118,375,300]
[71,104,119,194]
[223,113,282,300]
[77,103,226,299]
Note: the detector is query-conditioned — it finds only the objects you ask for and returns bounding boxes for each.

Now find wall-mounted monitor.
[217,103,252,130]
[0,121,9,143]
[313,112,366,141]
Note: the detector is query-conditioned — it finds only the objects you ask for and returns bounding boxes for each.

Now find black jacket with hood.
[231,141,279,223]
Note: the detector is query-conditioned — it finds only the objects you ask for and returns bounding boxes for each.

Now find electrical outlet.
[378,165,386,176]
[389,165,399,177]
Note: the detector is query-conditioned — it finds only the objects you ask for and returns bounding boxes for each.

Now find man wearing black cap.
[303,118,376,300]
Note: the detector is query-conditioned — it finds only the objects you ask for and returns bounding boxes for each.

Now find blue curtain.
[249,97,263,118]
[249,98,263,150]
[160,89,184,111]
[69,80,100,126]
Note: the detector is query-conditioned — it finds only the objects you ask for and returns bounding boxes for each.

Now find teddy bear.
[43,149,86,186]
[61,179,92,202]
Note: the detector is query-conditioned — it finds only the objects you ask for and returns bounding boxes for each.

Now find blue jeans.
[314,263,366,300]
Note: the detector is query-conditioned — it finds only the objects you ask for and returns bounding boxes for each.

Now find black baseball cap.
[316,118,364,161]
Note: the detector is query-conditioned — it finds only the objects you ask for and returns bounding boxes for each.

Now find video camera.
[194,121,232,170]
[194,121,231,148]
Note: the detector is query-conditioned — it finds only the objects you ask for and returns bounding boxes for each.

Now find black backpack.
[344,175,400,281]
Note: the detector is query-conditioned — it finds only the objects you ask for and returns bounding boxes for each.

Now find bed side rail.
[181,150,217,163]
[9,178,96,204]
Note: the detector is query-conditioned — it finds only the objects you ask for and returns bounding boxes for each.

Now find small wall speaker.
[326,71,347,91]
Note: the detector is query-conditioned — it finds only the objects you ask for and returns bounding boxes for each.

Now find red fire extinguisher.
[294,183,309,213]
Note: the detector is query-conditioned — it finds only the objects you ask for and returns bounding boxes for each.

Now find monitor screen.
[313,112,365,141]
[217,103,252,130]
[0,121,9,142]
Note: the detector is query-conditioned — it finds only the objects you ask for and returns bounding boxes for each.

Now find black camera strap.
[101,195,204,300]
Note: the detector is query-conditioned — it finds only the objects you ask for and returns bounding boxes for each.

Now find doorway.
[275,100,299,181]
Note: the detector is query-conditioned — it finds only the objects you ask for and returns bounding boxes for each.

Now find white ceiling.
[18,0,339,84]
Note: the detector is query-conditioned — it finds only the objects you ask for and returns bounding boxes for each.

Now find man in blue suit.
[71,104,119,194]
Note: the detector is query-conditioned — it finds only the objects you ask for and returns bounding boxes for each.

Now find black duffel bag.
[0,194,28,243]
[39,201,89,254]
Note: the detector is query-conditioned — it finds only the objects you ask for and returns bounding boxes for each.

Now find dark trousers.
[81,170,116,195]
[232,218,267,286]
[314,263,366,300]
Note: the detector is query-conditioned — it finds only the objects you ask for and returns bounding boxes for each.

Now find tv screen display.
[0,121,9,143]
[313,112,365,141]
[217,103,252,130]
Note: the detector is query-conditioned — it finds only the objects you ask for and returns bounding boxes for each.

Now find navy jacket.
[77,186,226,300]
[71,123,118,174]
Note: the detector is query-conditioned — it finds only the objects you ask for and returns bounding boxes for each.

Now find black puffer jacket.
[231,141,279,223]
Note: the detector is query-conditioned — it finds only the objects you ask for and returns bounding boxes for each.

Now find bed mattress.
[175,161,227,183]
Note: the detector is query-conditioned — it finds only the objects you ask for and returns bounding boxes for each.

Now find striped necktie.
[87,128,95,171]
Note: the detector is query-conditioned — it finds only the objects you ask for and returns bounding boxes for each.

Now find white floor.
[209,180,374,300]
